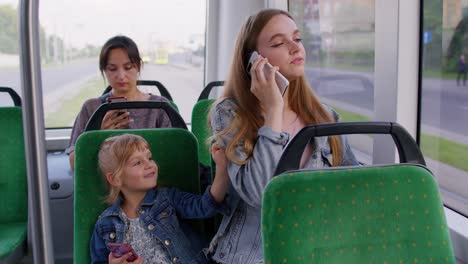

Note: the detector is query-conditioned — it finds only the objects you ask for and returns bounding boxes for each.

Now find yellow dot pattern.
[262,165,455,263]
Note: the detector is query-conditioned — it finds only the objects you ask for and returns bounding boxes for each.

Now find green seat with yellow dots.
[0,106,27,263]
[262,122,455,264]
[191,99,215,167]
[73,128,200,264]
[191,81,223,169]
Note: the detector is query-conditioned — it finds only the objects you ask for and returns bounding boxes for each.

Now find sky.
[0,0,206,51]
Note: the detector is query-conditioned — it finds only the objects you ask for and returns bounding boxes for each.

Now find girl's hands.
[211,143,227,170]
[210,143,229,203]
[101,110,131,130]
[108,252,143,264]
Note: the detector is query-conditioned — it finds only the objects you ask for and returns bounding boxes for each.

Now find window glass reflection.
[289,0,375,164]
[421,0,468,215]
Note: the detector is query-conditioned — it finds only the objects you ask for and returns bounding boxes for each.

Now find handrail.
[102,80,174,101]
[197,81,224,101]
[0,87,22,106]
[274,122,426,176]
[84,101,188,131]
[19,0,55,263]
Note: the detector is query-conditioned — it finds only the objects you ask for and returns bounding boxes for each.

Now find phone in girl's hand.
[246,51,289,96]
[107,243,138,262]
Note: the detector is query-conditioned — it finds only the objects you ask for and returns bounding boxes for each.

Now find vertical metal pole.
[18,0,55,263]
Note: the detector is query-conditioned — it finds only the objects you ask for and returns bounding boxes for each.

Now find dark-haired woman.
[67,35,171,170]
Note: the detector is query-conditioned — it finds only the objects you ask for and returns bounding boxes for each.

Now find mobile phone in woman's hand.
[247,51,289,96]
[107,96,128,118]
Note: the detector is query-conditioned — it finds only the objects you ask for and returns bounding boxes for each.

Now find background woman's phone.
[247,51,289,96]
[106,96,127,118]
[107,243,138,262]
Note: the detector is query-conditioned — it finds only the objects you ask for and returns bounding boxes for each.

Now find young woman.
[67,35,171,170]
[207,9,358,263]
[90,134,229,264]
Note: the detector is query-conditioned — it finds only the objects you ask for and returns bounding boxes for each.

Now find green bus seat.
[0,107,27,263]
[261,122,455,264]
[73,128,200,264]
[191,81,224,169]
[262,165,455,264]
[191,99,215,167]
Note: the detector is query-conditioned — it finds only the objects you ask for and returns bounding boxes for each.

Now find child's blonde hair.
[98,134,150,204]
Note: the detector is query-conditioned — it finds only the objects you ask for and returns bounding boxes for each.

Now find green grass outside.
[332,106,468,172]
[420,134,468,172]
[333,106,371,122]
[421,70,460,80]
[45,77,103,127]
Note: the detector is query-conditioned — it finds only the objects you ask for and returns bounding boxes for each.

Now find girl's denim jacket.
[90,187,225,264]
[206,98,359,264]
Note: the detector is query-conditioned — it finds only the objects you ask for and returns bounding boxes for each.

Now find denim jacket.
[206,98,359,264]
[90,187,225,264]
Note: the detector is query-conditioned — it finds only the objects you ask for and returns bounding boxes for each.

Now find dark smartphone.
[107,243,138,262]
[246,51,289,96]
[106,96,127,118]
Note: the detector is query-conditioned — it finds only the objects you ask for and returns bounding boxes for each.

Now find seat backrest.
[0,87,22,107]
[85,101,187,132]
[191,99,215,167]
[191,81,224,168]
[101,80,179,111]
[0,107,27,224]
[262,164,455,263]
[262,122,454,263]
[73,128,200,264]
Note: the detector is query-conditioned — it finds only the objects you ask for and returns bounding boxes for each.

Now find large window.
[289,0,376,164]
[0,0,207,128]
[421,0,468,216]
[0,1,20,107]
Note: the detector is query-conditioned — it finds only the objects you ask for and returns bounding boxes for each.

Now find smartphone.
[246,51,289,96]
[106,96,127,118]
[107,243,138,262]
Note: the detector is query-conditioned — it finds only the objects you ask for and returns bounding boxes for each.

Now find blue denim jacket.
[207,98,359,264]
[90,187,224,264]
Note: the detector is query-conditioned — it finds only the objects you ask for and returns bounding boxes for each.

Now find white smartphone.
[246,51,289,96]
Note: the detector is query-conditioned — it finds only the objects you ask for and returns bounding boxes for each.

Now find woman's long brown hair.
[213,9,343,166]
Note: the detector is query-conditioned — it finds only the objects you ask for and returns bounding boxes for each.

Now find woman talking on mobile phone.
[66,35,171,170]
[206,9,359,263]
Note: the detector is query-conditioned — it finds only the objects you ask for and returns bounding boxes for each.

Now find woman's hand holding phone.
[101,97,131,130]
[101,110,131,130]
[248,53,284,132]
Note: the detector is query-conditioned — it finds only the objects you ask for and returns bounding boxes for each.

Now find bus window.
[37,0,207,128]
[289,0,376,164]
[421,0,468,216]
